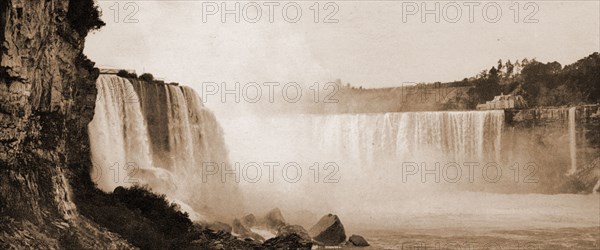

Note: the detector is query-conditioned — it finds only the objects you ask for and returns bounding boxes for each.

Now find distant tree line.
[117,70,139,79]
[117,70,179,86]
[331,53,598,111]
[463,52,600,108]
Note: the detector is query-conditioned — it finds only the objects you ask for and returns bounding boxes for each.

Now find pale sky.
[86,0,600,89]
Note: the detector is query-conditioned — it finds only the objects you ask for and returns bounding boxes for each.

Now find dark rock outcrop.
[263,233,312,250]
[232,218,265,243]
[348,234,370,247]
[308,214,347,246]
[504,105,600,194]
[277,224,311,242]
[0,1,129,248]
[190,221,317,250]
[241,213,257,228]
[571,157,600,193]
[188,228,261,249]
[262,208,286,232]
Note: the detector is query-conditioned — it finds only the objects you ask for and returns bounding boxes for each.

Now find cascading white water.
[89,75,241,221]
[568,107,577,175]
[310,111,504,164]
[89,75,157,192]
[54,167,78,221]
[222,110,505,216]
[225,111,504,170]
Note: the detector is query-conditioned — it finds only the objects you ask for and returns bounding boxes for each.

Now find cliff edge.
[0,1,132,248]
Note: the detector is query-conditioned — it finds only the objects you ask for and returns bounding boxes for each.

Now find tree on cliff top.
[67,0,106,36]
[139,73,155,82]
[117,70,138,79]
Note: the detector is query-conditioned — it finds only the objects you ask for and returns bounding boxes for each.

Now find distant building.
[477,93,527,110]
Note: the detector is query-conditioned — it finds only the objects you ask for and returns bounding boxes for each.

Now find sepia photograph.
[1,0,599,249]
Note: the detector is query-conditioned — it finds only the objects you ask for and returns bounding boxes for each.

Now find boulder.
[277,225,311,242]
[232,218,265,243]
[232,219,251,235]
[263,208,286,231]
[348,234,370,247]
[572,157,600,193]
[308,214,346,246]
[263,233,312,250]
[241,213,257,228]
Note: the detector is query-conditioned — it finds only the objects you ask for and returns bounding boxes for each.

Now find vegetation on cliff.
[138,73,155,82]
[463,52,600,108]
[75,184,297,249]
[75,185,197,249]
[327,52,599,113]
[117,70,138,79]
[116,70,180,85]
[67,0,106,36]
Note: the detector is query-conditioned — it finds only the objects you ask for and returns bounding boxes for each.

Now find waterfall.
[222,110,505,213]
[227,112,501,178]
[309,111,504,165]
[568,107,577,175]
[54,167,78,221]
[225,110,505,169]
[89,75,240,220]
[89,75,156,192]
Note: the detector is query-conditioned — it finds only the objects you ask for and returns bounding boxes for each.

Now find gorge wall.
[0,1,131,248]
[506,105,600,193]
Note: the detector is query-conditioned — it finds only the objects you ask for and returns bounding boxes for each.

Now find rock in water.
[572,157,600,193]
[232,219,265,243]
[232,219,251,235]
[241,213,256,228]
[277,225,311,242]
[263,233,312,250]
[348,234,370,247]
[263,208,286,231]
[308,214,346,245]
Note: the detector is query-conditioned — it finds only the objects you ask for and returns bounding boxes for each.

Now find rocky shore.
[200,209,369,249]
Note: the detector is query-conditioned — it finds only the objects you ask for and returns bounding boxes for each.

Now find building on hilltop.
[477,93,528,110]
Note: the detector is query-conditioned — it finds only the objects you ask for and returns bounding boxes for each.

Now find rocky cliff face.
[505,105,600,193]
[0,1,131,248]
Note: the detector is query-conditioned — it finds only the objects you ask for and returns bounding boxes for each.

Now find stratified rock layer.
[0,1,131,248]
